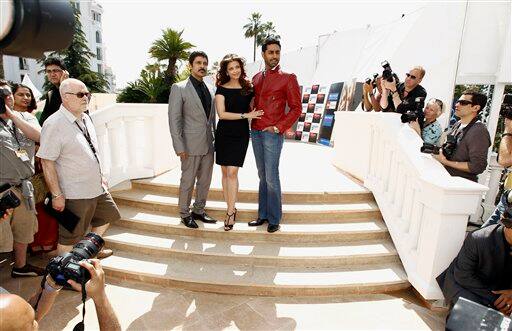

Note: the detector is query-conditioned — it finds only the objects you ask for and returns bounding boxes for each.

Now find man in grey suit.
[437,195,512,316]
[168,51,217,228]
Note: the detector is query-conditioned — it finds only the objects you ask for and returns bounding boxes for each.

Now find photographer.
[39,58,69,125]
[0,81,45,278]
[483,94,512,228]
[433,90,491,182]
[362,75,382,112]
[0,259,120,331]
[380,65,427,112]
[437,194,512,317]
[409,98,444,145]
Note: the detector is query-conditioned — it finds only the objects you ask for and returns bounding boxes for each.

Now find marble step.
[104,225,399,268]
[115,206,390,243]
[131,179,375,204]
[101,249,410,296]
[111,190,382,223]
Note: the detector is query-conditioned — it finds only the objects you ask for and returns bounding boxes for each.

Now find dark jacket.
[251,65,302,133]
[437,225,512,308]
[39,85,62,126]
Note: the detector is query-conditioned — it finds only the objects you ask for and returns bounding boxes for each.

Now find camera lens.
[71,232,105,260]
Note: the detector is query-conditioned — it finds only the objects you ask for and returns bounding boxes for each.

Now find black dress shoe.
[267,224,280,233]
[181,216,198,228]
[191,212,217,223]
[248,218,268,226]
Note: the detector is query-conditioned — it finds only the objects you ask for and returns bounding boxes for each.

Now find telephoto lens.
[46,233,105,286]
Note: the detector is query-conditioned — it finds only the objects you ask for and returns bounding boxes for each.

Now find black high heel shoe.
[224,208,237,231]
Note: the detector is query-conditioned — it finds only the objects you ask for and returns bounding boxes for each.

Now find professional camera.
[400,97,425,128]
[365,73,379,88]
[420,135,458,160]
[499,94,512,119]
[381,61,398,83]
[0,183,21,218]
[46,232,104,286]
[0,86,12,114]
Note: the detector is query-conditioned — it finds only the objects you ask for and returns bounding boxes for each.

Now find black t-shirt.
[383,83,427,112]
[39,85,62,126]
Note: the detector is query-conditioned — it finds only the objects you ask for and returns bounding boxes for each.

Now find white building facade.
[2,0,116,93]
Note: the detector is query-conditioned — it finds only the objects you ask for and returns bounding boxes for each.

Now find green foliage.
[135,69,168,103]
[243,12,279,61]
[149,29,194,85]
[116,81,149,103]
[38,7,108,93]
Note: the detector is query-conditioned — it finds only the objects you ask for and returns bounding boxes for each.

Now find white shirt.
[37,105,104,199]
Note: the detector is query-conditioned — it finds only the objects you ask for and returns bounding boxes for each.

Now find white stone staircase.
[100,176,410,296]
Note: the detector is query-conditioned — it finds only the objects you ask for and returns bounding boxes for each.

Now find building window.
[97,64,103,74]
[18,57,28,70]
[71,1,80,13]
[96,31,102,43]
[96,48,102,60]
[92,11,101,22]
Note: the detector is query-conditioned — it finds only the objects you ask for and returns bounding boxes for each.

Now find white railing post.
[332,111,488,300]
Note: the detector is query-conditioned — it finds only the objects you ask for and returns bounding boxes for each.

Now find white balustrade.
[332,111,488,300]
[90,103,179,188]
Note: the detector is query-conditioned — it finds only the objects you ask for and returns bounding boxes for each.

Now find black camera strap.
[451,116,479,143]
[72,276,87,331]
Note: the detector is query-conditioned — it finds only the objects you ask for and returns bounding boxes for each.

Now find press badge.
[15,149,30,162]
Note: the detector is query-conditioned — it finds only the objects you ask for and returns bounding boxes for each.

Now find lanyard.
[0,118,21,150]
[74,119,101,168]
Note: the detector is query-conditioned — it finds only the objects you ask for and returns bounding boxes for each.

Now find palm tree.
[243,13,263,61]
[135,69,167,103]
[256,22,279,46]
[149,29,194,85]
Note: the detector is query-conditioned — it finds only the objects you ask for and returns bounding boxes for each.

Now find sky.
[99,0,429,89]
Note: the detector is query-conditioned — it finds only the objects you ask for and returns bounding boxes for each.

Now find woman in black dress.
[215,54,263,231]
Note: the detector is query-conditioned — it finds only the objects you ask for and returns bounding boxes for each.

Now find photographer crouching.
[0,81,45,278]
[0,257,120,330]
[379,62,427,112]
[432,90,491,183]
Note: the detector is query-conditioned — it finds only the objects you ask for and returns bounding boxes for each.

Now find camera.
[46,232,104,286]
[365,73,379,88]
[420,135,458,160]
[0,183,21,218]
[400,97,425,128]
[499,94,512,119]
[381,61,398,83]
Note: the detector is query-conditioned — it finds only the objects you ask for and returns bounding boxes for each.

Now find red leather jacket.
[251,66,302,133]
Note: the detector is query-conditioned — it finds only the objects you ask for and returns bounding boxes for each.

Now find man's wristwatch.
[273,126,279,134]
[240,113,245,119]
[503,133,512,138]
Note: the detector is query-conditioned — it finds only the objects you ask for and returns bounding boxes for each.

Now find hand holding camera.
[67,259,106,300]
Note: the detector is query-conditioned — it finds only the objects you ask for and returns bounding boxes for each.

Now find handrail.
[332,111,488,300]
[90,103,178,187]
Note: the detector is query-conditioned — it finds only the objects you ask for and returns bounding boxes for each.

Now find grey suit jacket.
[436,224,512,308]
[168,78,216,156]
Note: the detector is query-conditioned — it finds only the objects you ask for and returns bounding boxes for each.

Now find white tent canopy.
[247,2,511,128]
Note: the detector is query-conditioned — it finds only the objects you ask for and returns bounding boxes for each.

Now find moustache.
[199,69,206,72]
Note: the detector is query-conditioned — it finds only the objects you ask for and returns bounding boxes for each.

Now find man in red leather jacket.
[247,37,302,233]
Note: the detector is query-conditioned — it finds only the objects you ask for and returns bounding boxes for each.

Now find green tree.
[243,13,263,62]
[39,7,108,92]
[116,81,149,103]
[135,69,167,103]
[256,22,279,46]
[149,29,194,85]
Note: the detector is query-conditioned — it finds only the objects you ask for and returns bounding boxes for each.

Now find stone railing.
[90,103,178,187]
[332,111,488,300]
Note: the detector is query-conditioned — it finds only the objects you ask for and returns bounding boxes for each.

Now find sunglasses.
[45,69,63,74]
[456,99,473,106]
[66,92,91,99]
[405,73,417,80]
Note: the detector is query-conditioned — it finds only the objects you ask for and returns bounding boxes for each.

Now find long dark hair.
[216,54,252,95]
[12,83,37,112]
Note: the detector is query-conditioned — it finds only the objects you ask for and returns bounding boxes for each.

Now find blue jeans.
[251,130,284,225]
[482,192,506,228]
